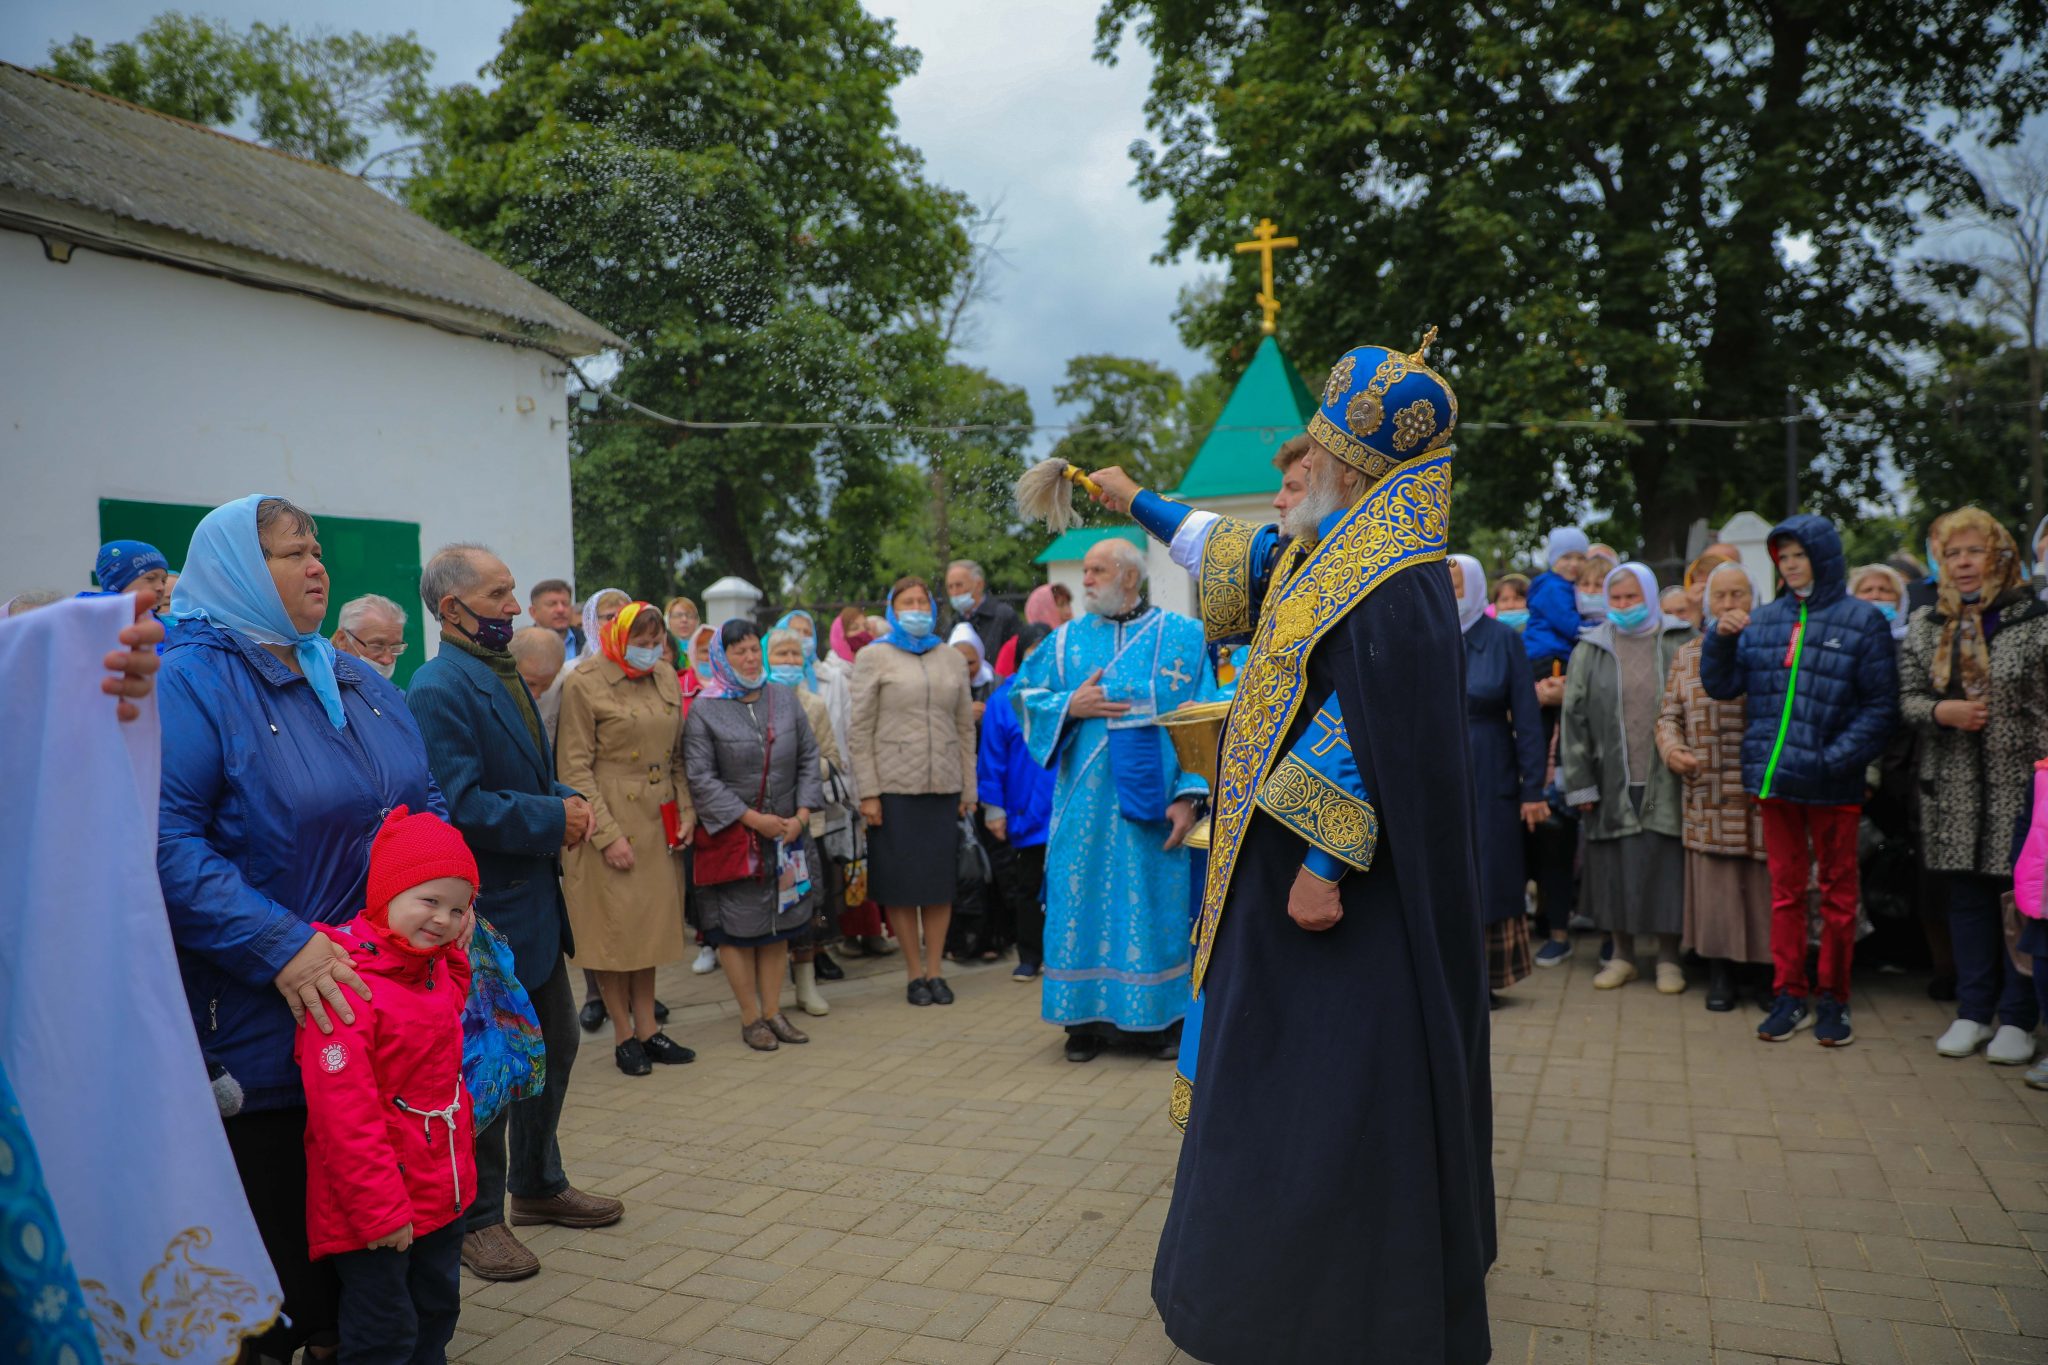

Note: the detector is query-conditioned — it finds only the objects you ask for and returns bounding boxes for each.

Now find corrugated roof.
[1173,335,1319,498]
[1035,525,1146,565]
[0,62,621,355]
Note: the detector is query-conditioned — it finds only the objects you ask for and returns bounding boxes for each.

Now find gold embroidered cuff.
[1196,515,1261,644]
[1253,754,1380,872]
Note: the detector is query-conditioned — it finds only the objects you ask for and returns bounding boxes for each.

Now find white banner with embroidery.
[0,595,281,1364]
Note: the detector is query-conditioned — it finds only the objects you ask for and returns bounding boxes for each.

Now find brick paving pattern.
[454,939,2048,1363]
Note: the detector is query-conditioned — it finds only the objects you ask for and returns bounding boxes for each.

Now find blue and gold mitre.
[1307,328,1458,483]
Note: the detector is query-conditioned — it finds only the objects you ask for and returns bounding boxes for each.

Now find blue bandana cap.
[1308,328,1458,483]
[95,539,169,593]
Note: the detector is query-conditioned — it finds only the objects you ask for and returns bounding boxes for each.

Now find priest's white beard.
[1084,581,1136,617]
[1281,464,1353,541]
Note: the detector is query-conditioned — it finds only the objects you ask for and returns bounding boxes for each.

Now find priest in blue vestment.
[1011,536,1217,1063]
[1087,331,1494,1365]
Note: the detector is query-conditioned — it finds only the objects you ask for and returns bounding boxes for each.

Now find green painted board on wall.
[98,499,426,686]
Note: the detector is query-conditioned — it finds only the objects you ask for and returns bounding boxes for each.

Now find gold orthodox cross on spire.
[1233,218,1299,335]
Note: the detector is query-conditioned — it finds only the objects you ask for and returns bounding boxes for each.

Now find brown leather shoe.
[460,1224,539,1281]
[742,1019,779,1051]
[764,1013,809,1045]
[509,1186,625,1229]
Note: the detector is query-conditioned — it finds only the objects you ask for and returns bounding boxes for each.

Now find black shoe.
[927,977,955,1006]
[653,998,670,1024]
[813,951,845,982]
[614,1038,651,1076]
[1927,973,1958,1003]
[579,999,606,1032]
[907,978,934,1007]
[1488,991,1506,1011]
[1065,1034,1106,1063]
[642,1032,694,1065]
[1705,960,1736,1013]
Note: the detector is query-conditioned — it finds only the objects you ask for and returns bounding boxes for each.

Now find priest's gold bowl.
[1156,699,1232,852]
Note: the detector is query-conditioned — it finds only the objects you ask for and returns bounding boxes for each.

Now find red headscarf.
[601,600,660,678]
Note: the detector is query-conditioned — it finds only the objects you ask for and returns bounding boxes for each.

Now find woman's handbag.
[462,915,546,1132]
[692,712,776,886]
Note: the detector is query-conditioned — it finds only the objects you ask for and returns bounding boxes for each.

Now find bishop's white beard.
[1281,475,1350,541]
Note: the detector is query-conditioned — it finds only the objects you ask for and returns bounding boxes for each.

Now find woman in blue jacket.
[157,494,444,1360]
[979,623,1057,980]
[1701,514,1897,1048]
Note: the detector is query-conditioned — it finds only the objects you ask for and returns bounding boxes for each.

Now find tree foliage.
[45,12,433,176]
[409,0,994,604]
[1047,354,1222,494]
[1891,321,2042,537]
[1097,0,2048,557]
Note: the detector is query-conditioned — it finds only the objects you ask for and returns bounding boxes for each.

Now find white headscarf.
[947,621,994,686]
[1605,561,1663,636]
[1448,554,1488,634]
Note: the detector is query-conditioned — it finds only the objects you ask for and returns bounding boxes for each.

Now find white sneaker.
[691,945,718,975]
[1986,1024,2036,1066]
[1935,1019,1994,1057]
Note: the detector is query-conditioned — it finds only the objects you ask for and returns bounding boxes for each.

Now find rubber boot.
[794,961,830,1017]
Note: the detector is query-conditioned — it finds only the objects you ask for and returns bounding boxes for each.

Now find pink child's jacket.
[2013,760,2048,923]
[297,914,475,1259]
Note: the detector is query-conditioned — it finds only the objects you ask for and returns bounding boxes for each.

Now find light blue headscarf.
[168,494,347,728]
[700,623,765,700]
[773,609,820,690]
[881,598,942,656]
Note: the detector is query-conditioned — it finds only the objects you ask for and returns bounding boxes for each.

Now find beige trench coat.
[556,656,692,971]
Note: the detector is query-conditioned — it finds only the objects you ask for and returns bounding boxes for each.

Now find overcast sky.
[0,0,1213,432]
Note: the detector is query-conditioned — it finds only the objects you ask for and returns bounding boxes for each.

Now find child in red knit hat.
[297,806,480,1364]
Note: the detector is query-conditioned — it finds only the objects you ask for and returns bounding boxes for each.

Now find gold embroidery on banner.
[1392,398,1438,452]
[82,1227,282,1365]
[1322,354,1356,407]
[1193,450,1454,994]
[1195,515,1261,644]
[1254,755,1380,869]
[1169,1073,1193,1131]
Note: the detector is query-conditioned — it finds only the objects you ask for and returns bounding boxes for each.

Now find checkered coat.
[1655,637,1766,860]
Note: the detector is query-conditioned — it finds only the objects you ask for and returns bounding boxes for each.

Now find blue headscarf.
[168,494,347,728]
[700,624,765,699]
[95,539,169,593]
[773,609,820,690]
[881,598,942,656]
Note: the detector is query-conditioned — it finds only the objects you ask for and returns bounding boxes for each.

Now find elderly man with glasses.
[331,593,410,680]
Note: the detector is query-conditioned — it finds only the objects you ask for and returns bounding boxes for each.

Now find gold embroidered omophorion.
[81,1227,280,1365]
[1192,448,1453,993]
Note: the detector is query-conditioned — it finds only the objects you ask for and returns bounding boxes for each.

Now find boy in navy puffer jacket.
[1702,514,1896,1047]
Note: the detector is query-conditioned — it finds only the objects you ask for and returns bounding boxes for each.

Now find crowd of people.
[15,459,2048,1365]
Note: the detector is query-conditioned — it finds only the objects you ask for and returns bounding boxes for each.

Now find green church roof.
[1172,335,1319,499]
[1034,525,1146,565]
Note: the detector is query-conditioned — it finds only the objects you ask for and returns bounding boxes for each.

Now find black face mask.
[452,599,516,652]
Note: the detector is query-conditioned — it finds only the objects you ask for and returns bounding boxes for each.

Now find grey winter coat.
[682,685,827,940]
[1901,590,2048,876]
[1559,622,1695,842]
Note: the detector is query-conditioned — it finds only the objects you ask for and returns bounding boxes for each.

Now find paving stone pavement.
[454,937,2048,1364]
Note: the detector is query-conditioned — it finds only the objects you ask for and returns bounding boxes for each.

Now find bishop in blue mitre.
[1088,332,1494,1365]
[1010,535,1217,1060]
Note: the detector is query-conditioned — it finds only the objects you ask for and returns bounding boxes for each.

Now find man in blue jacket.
[979,623,1058,979]
[1702,514,1897,1048]
[406,543,616,1282]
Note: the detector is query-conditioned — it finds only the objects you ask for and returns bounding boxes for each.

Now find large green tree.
[45,12,433,177]
[409,0,979,603]
[1047,354,1224,494]
[1891,321,2042,537]
[1097,0,2048,557]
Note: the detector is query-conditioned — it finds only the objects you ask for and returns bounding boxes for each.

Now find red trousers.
[1759,799,1861,999]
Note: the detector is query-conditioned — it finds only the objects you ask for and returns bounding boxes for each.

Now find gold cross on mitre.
[1233,218,1299,335]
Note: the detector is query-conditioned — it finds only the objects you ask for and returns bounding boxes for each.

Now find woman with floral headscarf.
[557,600,695,1076]
[1560,562,1696,992]
[1903,508,2048,1067]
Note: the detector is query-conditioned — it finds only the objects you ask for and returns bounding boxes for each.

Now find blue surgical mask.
[1873,601,1899,622]
[898,610,935,638]
[1497,608,1530,631]
[767,664,807,687]
[1609,604,1650,632]
[949,593,977,614]
[1576,590,1608,617]
[733,666,766,691]
[624,643,665,671]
